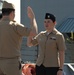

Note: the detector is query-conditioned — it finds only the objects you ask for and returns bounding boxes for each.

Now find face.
[44,19,56,31]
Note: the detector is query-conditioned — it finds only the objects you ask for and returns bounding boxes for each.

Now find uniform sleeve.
[57,34,66,51]
[31,38,38,46]
[13,23,31,37]
[31,32,41,46]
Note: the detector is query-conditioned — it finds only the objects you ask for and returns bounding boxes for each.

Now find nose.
[45,24,49,27]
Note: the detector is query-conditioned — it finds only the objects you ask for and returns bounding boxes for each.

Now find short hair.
[2,8,15,16]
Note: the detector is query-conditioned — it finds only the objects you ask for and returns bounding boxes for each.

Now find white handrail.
[64,63,74,65]
[67,64,74,72]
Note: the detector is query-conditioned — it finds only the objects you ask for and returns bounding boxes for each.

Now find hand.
[27,6,35,20]
[57,70,63,75]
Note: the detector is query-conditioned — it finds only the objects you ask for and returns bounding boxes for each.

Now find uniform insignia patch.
[50,37,56,40]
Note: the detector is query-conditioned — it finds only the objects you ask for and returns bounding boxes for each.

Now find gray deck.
[63,63,74,75]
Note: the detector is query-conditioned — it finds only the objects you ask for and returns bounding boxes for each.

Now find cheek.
[14,13,15,17]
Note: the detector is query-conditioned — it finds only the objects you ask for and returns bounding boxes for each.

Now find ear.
[54,21,57,25]
[9,11,14,20]
[10,11,13,16]
[9,11,13,17]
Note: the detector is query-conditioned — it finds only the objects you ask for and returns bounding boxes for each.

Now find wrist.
[58,68,63,71]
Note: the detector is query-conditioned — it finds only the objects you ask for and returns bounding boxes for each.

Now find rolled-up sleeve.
[57,34,66,51]
[13,23,31,37]
[31,33,41,46]
[31,38,38,46]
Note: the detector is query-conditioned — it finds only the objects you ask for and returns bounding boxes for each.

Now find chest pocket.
[47,37,57,47]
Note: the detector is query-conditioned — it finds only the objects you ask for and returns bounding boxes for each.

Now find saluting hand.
[27,6,35,20]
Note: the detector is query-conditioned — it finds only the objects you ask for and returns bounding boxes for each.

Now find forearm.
[27,36,33,47]
[27,6,38,36]
[30,18,38,35]
[59,50,65,69]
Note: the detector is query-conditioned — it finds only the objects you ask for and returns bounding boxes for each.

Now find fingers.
[27,6,35,19]
[27,6,32,12]
[27,6,33,15]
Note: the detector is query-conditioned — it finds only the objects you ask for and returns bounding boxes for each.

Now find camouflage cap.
[2,1,15,9]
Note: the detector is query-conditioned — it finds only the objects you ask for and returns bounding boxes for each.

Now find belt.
[0,57,20,60]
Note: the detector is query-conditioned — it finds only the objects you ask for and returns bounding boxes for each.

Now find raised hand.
[27,6,35,20]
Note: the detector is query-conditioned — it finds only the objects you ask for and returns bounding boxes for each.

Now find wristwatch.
[59,69,63,71]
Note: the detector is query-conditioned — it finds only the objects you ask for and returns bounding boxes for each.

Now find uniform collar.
[2,17,11,21]
[41,28,58,35]
[52,28,58,34]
